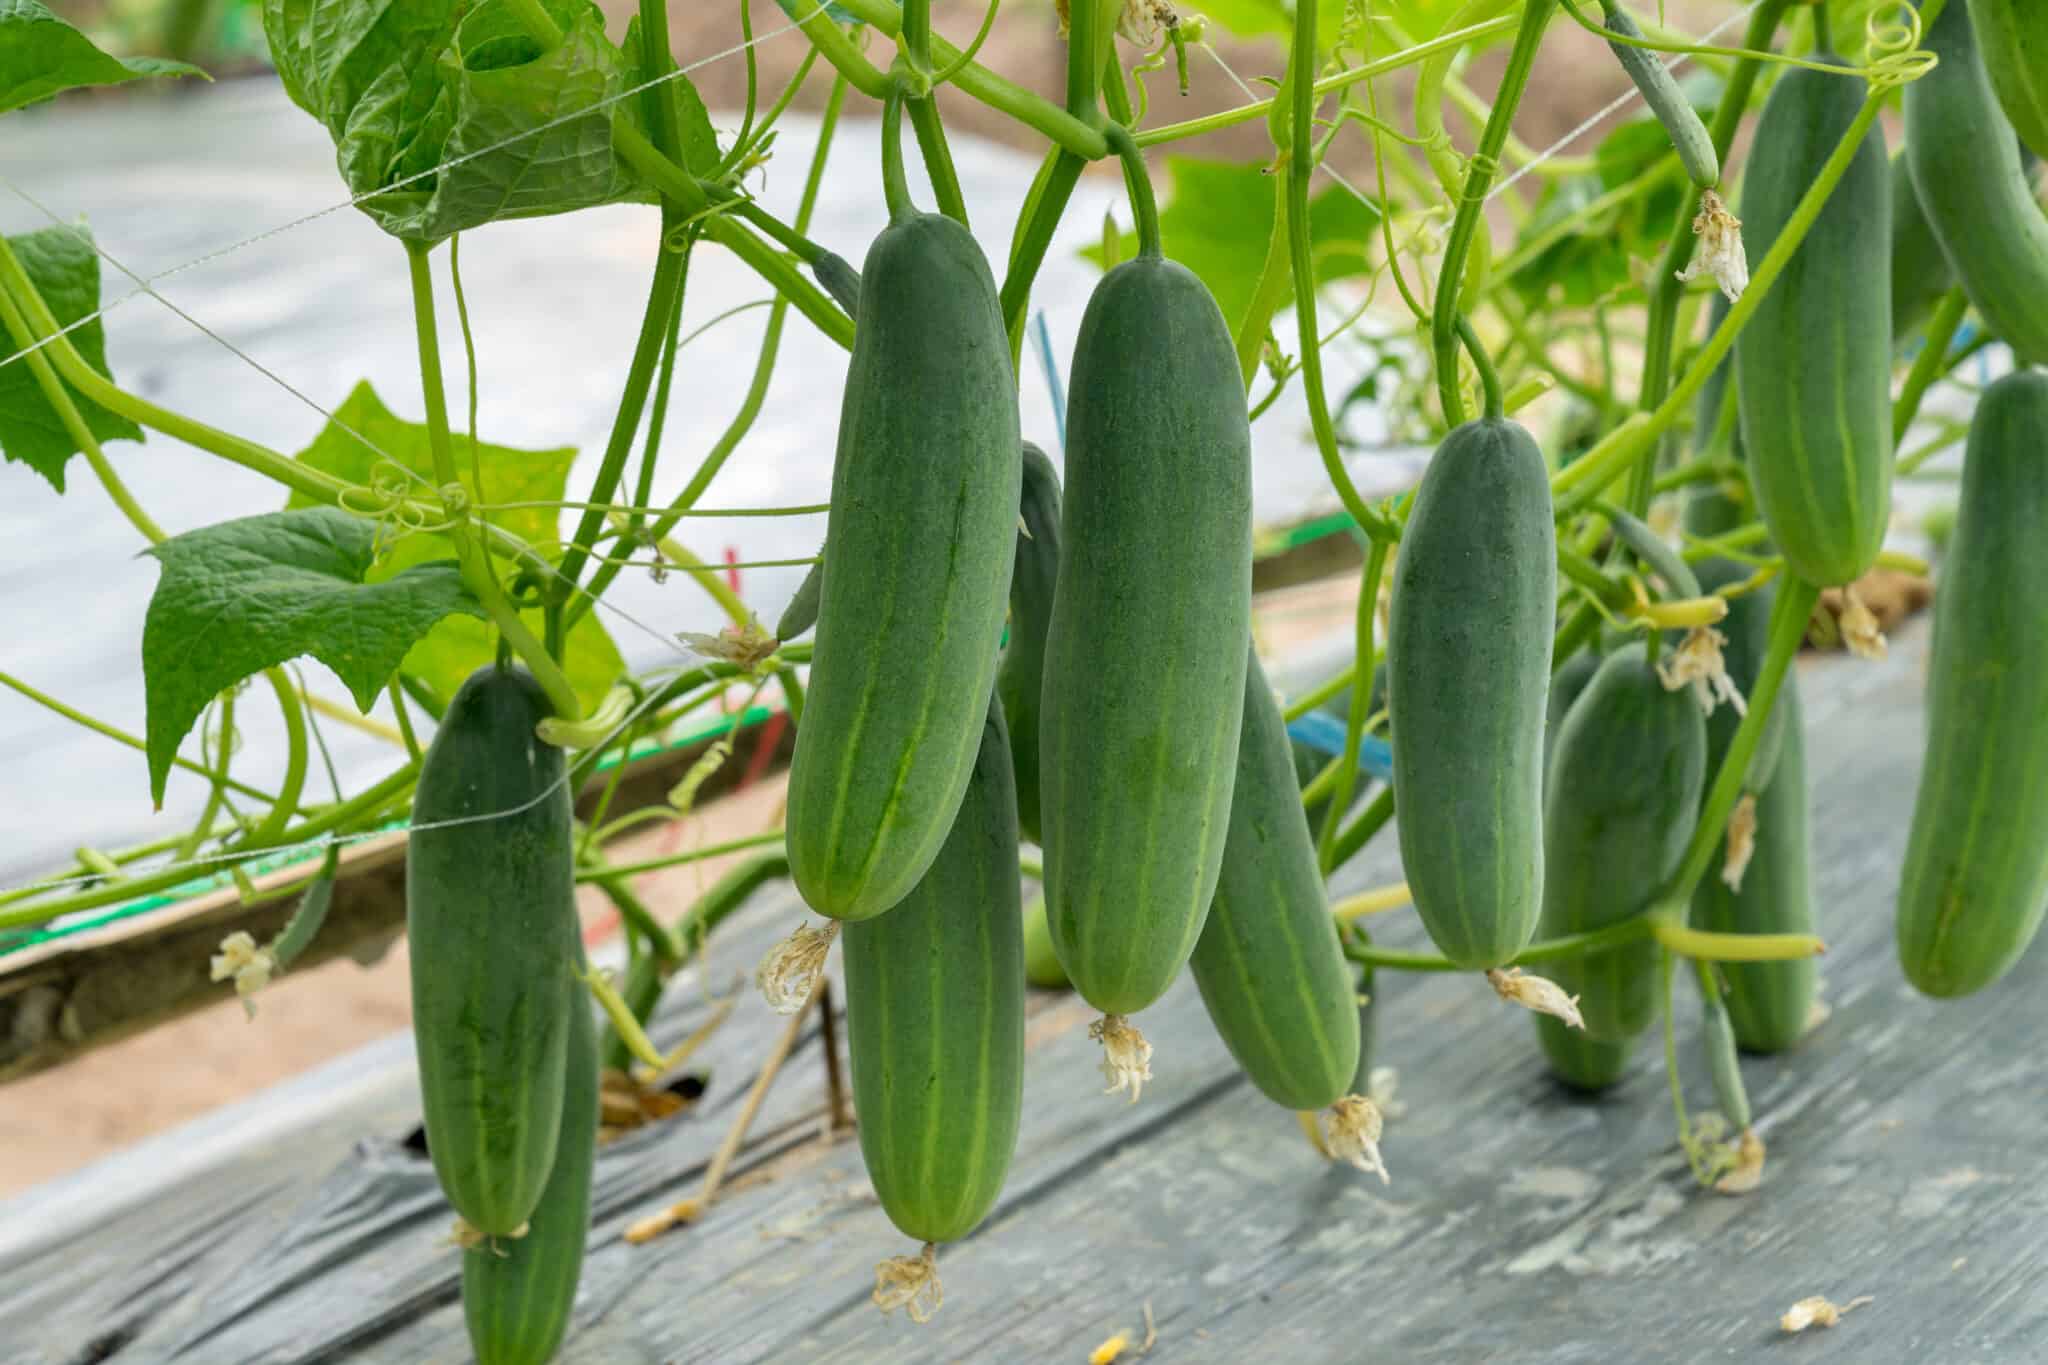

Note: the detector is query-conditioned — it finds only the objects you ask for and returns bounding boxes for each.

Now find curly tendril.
[336,458,466,558]
[1863,4,1933,92]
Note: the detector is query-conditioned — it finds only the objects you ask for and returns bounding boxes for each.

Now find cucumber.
[786,211,1022,921]
[998,442,1062,848]
[1970,0,2048,160]
[777,554,824,641]
[1890,151,1956,344]
[1906,1,2048,366]
[1600,1,1719,189]
[1189,652,1360,1111]
[408,664,579,1237]
[1897,368,2048,998]
[1692,557,1788,793]
[1537,1018,1634,1093]
[1387,417,1557,969]
[812,250,862,320]
[1040,253,1252,1016]
[1545,649,1601,778]
[462,985,597,1365]
[1539,644,1707,1043]
[843,698,1025,1243]
[1692,683,1816,1052]
[1735,42,1893,587]
[1021,892,1068,989]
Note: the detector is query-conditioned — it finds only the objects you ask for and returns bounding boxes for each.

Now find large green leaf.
[284,381,623,710]
[141,507,481,803]
[1083,156,1379,341]
[0,222,144,492]
[262,0,691,241]
[0,0,205,113]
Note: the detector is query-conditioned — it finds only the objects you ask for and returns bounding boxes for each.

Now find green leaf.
[1082,156,1379,340]
[141,507,482,804]
[262,0,674,242]
[0,222,144,492]
[284,380,623,711]
[621,15,721,176]
[0,0,206,113]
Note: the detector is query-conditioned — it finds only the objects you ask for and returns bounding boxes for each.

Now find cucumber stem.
[880,85,916,222]
[1105,125,1163,259]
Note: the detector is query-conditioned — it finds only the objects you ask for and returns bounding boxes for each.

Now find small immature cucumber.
[1907,1,2048,366]
[1691,683,1816,1053]
[1736,43,1893,587]
[786,211,1022,921]
[998,442,1062,848]
[1189,652,1360,1112]
[409,665,579,1236]
[1388,417,1557,970]
[1897,369,2048,998]
[1539,643,1707,1043]
[1021,892,1068,989]
[1600,1,1719,189]
[811,250,862,320]
[462,986,598,1365]
[1970,0,2048,160]
[843,699,1025,1243]
[776,554,824,641]
[1700,989,1752,1130]
[1041,252,1252,1016]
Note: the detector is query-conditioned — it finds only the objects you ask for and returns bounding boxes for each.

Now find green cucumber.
[1897,368,2048,997]
[1890,151,1956,344]
[1537,1019,1634,1093]
[1600,1,1719,189]
[1021,892,1068,989]
[1970,0,2048,160]
[786,211,1022,921]
[1691,682,1816,1052]
[1539,643,1707,1043]
[1907,1,2048,366]
[1040,253,1252,1016]
[998,442,1062,848]
[462,986,597,1365]
[1545,649,1601,778]
[1692,557,1788,793]
[1189,652,1360,1112]
[409,664,579,1237]
[1699,988,1752,1129]
[1735,42,1893,587]
[811,250,862,320]
[1387,417,1557,969]
[777,554,824,641]
[843,698,1025,1243]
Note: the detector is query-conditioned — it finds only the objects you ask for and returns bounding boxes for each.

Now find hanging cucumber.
[1969,0,2048,160]
[1387,417,1557,970]
[1040,248,1252,1019]
[1897,369,2048,998]
[409,664,580,1237]
[777,555,824,641]
[998,442,1062,848]
[1906,1,2048,366]
[1691,684,1817,1053]
[462,983,598,1365]
[1890,151,1956,345]
[1735,39,1892,587]
[1599,1,1720,189]
[1538,644,1707,1045]
[842,698,1025,1245]
[1189,652,1360,1112]
[785,192,1022,922]
[1545,649,1601,780]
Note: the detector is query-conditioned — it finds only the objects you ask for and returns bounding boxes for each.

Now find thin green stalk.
[1105,125,1161,258]
[1320,540,1388,872]
[0,669,278,804]
[1328,784,1396,871]
[1433,0,1556,426]
[906,98,969,225]
[175,690,235,861]
[578,831,787,882]
[1457,314,1504,419]
[245,667,310,847]
[1287,0,1398,542]
[403,242,580,719]
[387,679,423,764]
[1001,150,1087,358]
[1284,663,1357,721]
[628,242,689,545]
[881,85,914,220]
[1893,287,1970,444]
[1234,179,1296,388]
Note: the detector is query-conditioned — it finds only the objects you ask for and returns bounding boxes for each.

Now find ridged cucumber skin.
[1897,369,2048,998]
[1692,557,1788,793]
[1545,650,1602,779]
[462,989,597,1365]
[786,212,1022,922]
[1537,1017,1635,1093]
[1970,0,2048,160]
[1041,255,1252,1016]
[1908,1,2048,366]
[1387,418,1557,970]
[999,442,1062,848]
[1736,55,1893,587]
[1189,652,1361,1112]
[843,700,1025,1244]
[1691,684,1817,1053]
[1890,151,1956,344]
[408,665,577,1237]
[1539,645,1707,1042]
